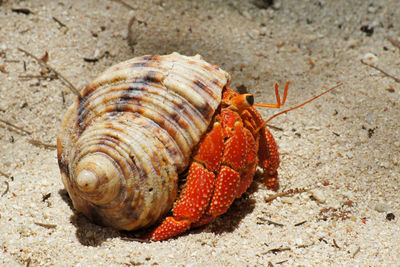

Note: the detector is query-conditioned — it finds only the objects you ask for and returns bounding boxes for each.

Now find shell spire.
[57,53,230,230]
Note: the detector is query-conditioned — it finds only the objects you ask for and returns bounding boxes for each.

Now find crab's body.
[151,87,280,241]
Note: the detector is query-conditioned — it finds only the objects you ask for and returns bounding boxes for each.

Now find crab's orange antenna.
[254,82,343,134]
[253,82,289,109]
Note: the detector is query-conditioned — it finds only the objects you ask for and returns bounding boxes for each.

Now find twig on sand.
[266,247,291,254]
[17,47,80,96]
[294,220,307,226]
[257,217,285,227]
[266,219,284,227]
[333,239,340,249]
[0,119,56,150]
[28,139,57,150]
[1,181,9,197]
[127,16,137,53]
[111,0,136,10]
[265,187,311,202]
[83,51,109,63]
[0,170,10,179]
[387,37,400,48]
[42,193,51,202]
[19,74,58,80]
[11,7,34,15]
[34,222,57,229]
[361,59,400,83]
[52,16,67,28]
[266,124,284,131]
[352,246,361,258]
[0,118,32,135]
[120,236,151,243]
[263,242,314,255]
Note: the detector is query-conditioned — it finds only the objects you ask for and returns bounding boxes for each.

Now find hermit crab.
[58,52,339,241]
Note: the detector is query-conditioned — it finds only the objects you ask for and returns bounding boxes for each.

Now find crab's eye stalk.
[229,93,254,111]
[246,94,254,106]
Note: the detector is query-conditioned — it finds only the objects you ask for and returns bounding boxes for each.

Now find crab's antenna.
[253,82,289,109]
[254,82,343,134]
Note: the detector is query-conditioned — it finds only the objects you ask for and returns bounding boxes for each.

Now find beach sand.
[0,0,399,265]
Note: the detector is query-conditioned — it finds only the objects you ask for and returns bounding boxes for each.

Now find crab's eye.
[246,94,254,106]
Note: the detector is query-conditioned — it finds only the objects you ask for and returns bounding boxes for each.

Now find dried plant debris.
[83,51,109,63]
[361,59,400,83]
[34,222,57,229]
[265,187,311,202]
[317,206,351,221]
[1,181,9,197]
[0,169,10,179]
[0,118,32,135]
[52,16,67,28]
[127,16,138,52]
[332,239,340,249]
[111,0,136,10]
[17,47,80,96]
[263,242,314,255]
[28,139,57,150]
[387,37,400,48]
[257,217,285,227]
[294,220,307,226]
[11,7,34,15]
[352,246,361,258]
[42,193,51,202]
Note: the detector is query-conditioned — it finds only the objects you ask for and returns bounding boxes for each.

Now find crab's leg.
[235,129,258,197]
[244,105,280,192]
[150,122,224,241]
[193,120,256,227]
[150,162,215,241]
[258,127,280,191]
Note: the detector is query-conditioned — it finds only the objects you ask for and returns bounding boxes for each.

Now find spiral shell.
[57,53,230,230]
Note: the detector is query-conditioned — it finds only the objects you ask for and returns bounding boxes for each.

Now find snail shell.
[57,53,230,230]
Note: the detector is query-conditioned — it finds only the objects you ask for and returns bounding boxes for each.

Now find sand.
[0,0,399,266]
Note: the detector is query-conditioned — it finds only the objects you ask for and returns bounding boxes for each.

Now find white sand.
[0,0,399,266]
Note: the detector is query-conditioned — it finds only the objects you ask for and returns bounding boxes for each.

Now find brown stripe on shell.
[57,155,70,178]
[134,70,163,84]
[81,83,98,99]
[140,54,160,61]
[211,78,223,88]
[195,101,214,120]
[128,55,162,71]
[57,52,230,231]
[193,79,212,97]
[191,79,215,118]
[76,94,90,134]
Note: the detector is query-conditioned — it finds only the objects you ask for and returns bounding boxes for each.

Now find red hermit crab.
[57,53,339,241]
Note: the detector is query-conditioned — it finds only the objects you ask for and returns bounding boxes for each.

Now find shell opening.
[74,153,121,205]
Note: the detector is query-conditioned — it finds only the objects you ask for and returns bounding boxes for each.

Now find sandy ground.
[1,0,400,266]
